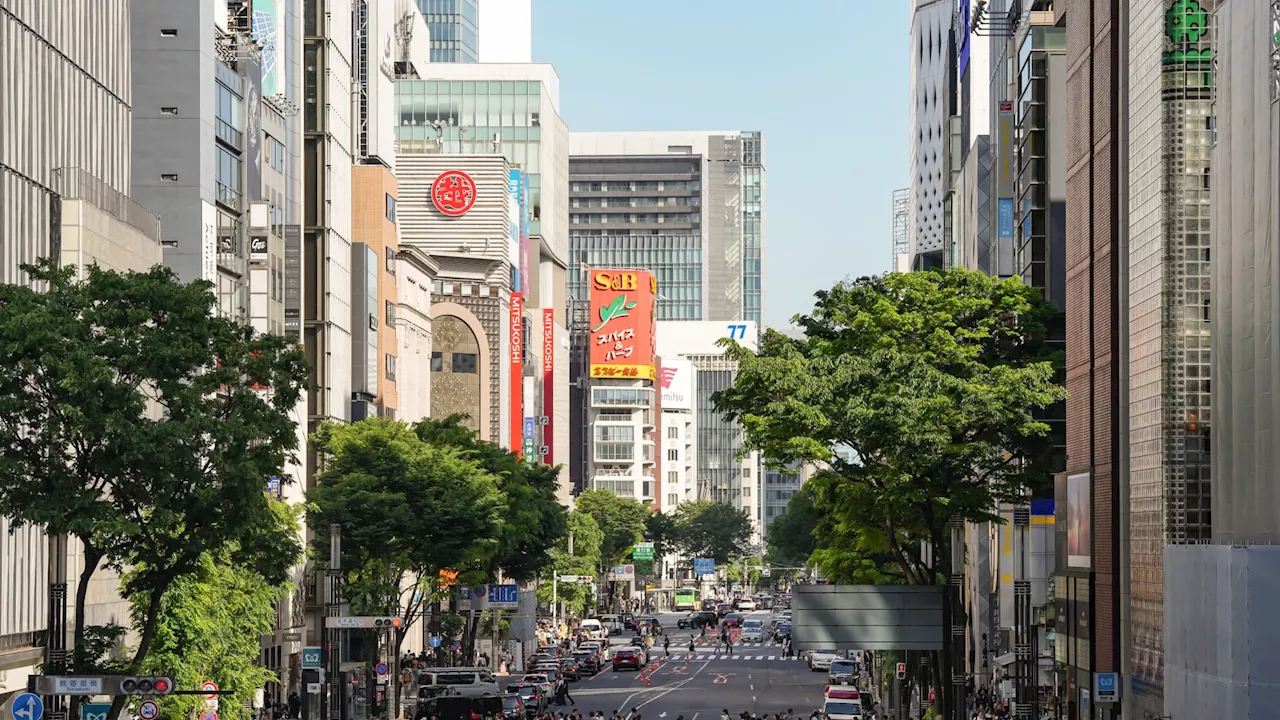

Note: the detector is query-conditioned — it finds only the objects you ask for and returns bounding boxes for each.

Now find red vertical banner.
[542,308,555,464]
[510,293,524,456]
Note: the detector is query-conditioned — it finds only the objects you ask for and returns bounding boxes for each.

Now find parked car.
[612,646,648,671]
[505,684,547,717]
[678,610,719,629]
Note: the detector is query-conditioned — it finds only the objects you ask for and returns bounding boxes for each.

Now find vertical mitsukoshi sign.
[542,308,555,464]
[509,293,524,456]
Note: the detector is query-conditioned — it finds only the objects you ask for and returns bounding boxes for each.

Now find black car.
[557,657,580,680]
[418,695,503,720]
[506,684,547,717]
[677,610,719,629]
[572,650,598,673]
[773,620,792,641]
[501,694,525,720]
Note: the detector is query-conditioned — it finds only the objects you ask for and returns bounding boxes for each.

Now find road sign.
[49,677,104,695]
[428,636,441,648]
[614,564,635,580]
[693,558,715,576]
[330,616,402,629]
[487,583,520,609]
[1094,672,1119,703]
[200,711,217,720]
[79,704,110,720]
[302,646,323,668]
[306,683,322,695]
[375,662,388,676]
[761,568,771,577]
[202,682,219,699]
[138,701,160,720]
[633,543,654,561]
[559,575,580,582]
[11,694,43,720]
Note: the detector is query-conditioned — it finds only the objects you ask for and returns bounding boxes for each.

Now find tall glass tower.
[415,0,478,62]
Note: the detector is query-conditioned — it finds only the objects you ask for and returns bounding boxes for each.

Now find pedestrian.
[726,635,733,656]
[663,636,670,657]
[561,679,575,706]
[720,711,730,720]
[287,692,300,719]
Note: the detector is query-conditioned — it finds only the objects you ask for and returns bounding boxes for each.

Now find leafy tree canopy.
[415,415,567,582]
[669,501,753,565]
[574,489,649,565]
[537,510,604,614]
[0,259,309,698]
[714,269,1064,584]
[308,417,505,625]
[764,485,818,569]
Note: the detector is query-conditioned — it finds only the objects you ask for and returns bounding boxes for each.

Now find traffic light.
[372,617,402,629]
[120,677,174,695]
[895,663,907,680]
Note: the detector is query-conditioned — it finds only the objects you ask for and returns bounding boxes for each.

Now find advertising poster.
[659,359,693,411]
[250,0,283,97]
[509,293,524,455]
[1067,472,1092,568]
[507,170,521,289]
[519,173,530,297]
[541,308,555,464]
[588,269,658,380]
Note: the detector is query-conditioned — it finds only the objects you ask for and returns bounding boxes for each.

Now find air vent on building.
[161,107,178,115]
[161,174,178,182]
[161,28,177,37]
[1013,508,1031,527]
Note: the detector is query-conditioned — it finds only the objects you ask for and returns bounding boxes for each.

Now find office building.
[763,463,814,530]
[656,321,761,537]
[1162,2,1278,718]
[568,131,765,325]
[907,0,954,270]
[394,246,439,424]
[415,0,477,62]
[892,187,910,272]
[576,269,662,505]
[659,359,697,512]
[1056,0,1129,716]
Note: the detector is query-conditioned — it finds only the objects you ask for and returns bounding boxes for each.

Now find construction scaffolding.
[892,187,909,270]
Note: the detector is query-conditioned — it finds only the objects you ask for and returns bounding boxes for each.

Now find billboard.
[1066,472,1091,568]
[588,269,657,380]
[509,293,524,455]
[655,320,758,357]
[507,170,521,289]
[250,0,283,97]
[541,308,555,463]
[659,359,694,411]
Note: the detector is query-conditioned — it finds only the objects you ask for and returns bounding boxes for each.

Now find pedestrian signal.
[895,663,907,680]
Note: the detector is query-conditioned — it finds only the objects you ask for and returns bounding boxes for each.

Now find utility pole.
[323,525,343,720]
[44,534,69,720]
[950,516,968,720]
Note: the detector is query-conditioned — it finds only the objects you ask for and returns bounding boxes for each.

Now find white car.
[823,687,863,719]
[808,648,840,671]
[740,618,765,642]
[737,598,757,611]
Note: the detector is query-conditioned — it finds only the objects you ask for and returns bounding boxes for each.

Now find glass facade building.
[741,132,763,325]
[414,0,478,62]
[1127,0,1216,712]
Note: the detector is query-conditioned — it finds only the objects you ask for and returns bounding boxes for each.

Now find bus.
[673,587,699,611]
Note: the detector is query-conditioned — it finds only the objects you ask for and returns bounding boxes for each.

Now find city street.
[565,612,828,717]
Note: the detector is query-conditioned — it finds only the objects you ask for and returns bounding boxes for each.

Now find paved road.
[562,611,826,718]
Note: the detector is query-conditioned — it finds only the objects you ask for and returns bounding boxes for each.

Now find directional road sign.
[48,677,104,695]
[301,646,323,669]
[693,558,715,576]
[11,694,43,720]
[428,636,441,648]
[633,543,654,561]
[138,701,160,720]
[79,704,111,720]
[487,583,519,609]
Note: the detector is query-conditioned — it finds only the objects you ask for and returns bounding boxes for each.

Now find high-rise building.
[763,463,813,530]
[892,187,910,271]
[567,131,766,325]
[415,0,477,62]
[907,0,954,270]
[658,359,697,512]
[1125,1,1216,714]
[1057,0,1128,717]
[1162,2,1277,717]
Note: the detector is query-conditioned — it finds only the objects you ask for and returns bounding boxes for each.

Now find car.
[716,603,732,617]
[740,618,765,642]
[519,674,553,696]
[557,657,581,680]
[531,665,561,688]
[828,659,858,686]
[736,598,757,611]
[808,649,840,671]
[578,618,605,640]
[701,599,718,611]
[572,649,599,673]
[772,620,792,642]
[578,641,605,658]
[537,645,562,658]
[611,646,647,671]
[721,613,745,629]
[529,653,556,667]
[677,610,719,629]
[500,693,526,720]
[505,684,547,717]
[823,687,864,719]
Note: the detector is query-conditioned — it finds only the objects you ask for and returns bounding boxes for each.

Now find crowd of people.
[966,687,1012,719]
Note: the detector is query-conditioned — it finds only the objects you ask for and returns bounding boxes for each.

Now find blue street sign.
[302,646,323,669]
[80,703,111,720]
[693,558,715,576]
[523,417,535,439]
[428,635,442,648]
[12,693,44,720]
[487,583,520,609]
[375,662,388,676]
[1094,672,1119,703]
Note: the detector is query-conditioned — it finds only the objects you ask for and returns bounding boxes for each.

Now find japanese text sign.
[588,269,657,381]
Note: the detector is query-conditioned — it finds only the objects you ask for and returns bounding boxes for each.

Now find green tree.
[0,259,308,720]
[574,489,649,565]
[764,485,818,569]
[131,502,301,720]
[308,418,505,645]
[713,269,1064,709]
[644,510,678,562]
[537,510,604,616]
[669,501,753,565]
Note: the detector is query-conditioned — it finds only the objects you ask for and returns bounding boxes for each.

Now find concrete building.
[659,359,697,512]
[656,321,761,537]
[892,187,910,272]
[394,246,439,424]
[762,462,813,531]
[907,0,954,270]
[568,131,765,325]
[1162,2,1279,718]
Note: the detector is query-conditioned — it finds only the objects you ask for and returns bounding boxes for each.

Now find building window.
[742,486,751,497]
[667,471,678,485]
[386,193,397,222]
[431,352,443,372]
[384,353,396,382]
[667,493,678,506]
[385,300,397,328]
[667,426,678,439]
[594,442,635,462]
[743,467,751,477]
[451,352,478,373]
[666,448,678,461]
[595,425,635,442]
[385,246,396,275]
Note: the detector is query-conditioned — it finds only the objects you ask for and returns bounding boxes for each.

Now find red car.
[721,613,745,628]
[612,647,647,671]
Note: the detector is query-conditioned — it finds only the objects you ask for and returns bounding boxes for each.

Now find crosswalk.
[653,652,802,662]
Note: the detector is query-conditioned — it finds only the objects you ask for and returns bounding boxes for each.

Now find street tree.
[669,500,753,565]
[537,510,604,616]
[713,269,1065,708]
[574,488,649,565]
[644,510,678,562]
[308,417,505,650]
[0,259,309,717]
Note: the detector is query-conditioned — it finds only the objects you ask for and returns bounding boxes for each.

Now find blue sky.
[532,0,909,330]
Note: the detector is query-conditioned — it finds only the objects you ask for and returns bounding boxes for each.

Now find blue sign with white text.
[693,558,715,576]
[80,703,111,720]
[1094,672,1119,702]
[524,417,535,439]
[998,198,1015,239]
[487,583,520,608]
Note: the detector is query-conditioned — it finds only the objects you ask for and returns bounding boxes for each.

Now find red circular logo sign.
[431,170,477,217]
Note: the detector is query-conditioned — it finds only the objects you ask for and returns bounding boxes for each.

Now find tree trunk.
[72,539,102,669]
[106,583,168,720]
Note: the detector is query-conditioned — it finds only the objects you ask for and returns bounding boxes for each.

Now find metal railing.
[51,167,162,241]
